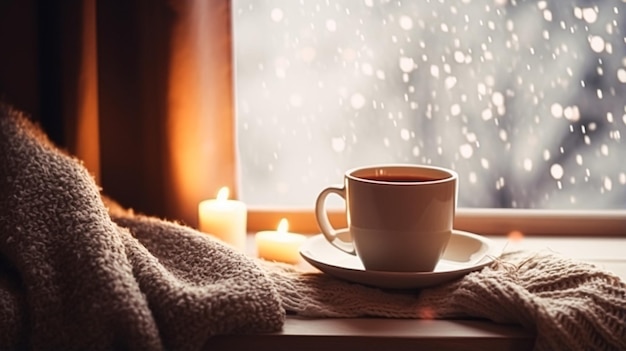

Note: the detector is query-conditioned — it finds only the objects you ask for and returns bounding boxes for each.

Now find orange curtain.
[75,0,100,185]
[0,0,236,227]
[92,0,236,227]
[166,0,238,228]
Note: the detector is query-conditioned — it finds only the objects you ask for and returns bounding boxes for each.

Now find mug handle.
[315,186,356,255]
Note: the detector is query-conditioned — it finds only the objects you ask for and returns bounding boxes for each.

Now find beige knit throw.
[264,251,626,351]
[1,104,625,351]
[0,105,284,350]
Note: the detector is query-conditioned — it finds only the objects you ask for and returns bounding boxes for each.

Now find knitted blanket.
[0,106,284,350]
[1,104,625,350]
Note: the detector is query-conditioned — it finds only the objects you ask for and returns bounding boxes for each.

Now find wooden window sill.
[211,318,534,351]
[209,235,625,350]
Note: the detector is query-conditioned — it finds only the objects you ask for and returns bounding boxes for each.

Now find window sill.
[247,207,626,236]
[209,235,626,350]
[211,318,534,351]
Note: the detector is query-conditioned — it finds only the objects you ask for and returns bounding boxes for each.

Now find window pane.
[233,0,626,210]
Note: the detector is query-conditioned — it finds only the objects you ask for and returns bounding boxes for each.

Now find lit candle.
[198,187,247,251]
[256,218,306,264]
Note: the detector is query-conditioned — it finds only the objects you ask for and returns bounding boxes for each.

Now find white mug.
[315,164,458,272]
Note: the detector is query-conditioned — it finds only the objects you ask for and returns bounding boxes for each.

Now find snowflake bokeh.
[234,0,626,209]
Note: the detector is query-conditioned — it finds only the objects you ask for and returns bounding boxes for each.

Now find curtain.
[0,0,236,228]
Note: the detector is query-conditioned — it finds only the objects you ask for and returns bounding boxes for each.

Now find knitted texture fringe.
[262,251,626,351]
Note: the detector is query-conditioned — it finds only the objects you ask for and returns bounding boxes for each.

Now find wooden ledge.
[210,318,534,351]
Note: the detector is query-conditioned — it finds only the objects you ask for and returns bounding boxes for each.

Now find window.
[232,0,626,233]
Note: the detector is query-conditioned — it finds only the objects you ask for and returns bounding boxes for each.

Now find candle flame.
[507,230,525,242]
[216,186,229,201]
[277,218,289,233]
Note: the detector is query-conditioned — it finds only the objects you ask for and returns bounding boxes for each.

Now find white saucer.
[299,229,500,289]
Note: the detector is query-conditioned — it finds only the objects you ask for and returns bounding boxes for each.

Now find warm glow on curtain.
[167,0,237,227]
[62,0,237,227]
[75,0,100,185]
